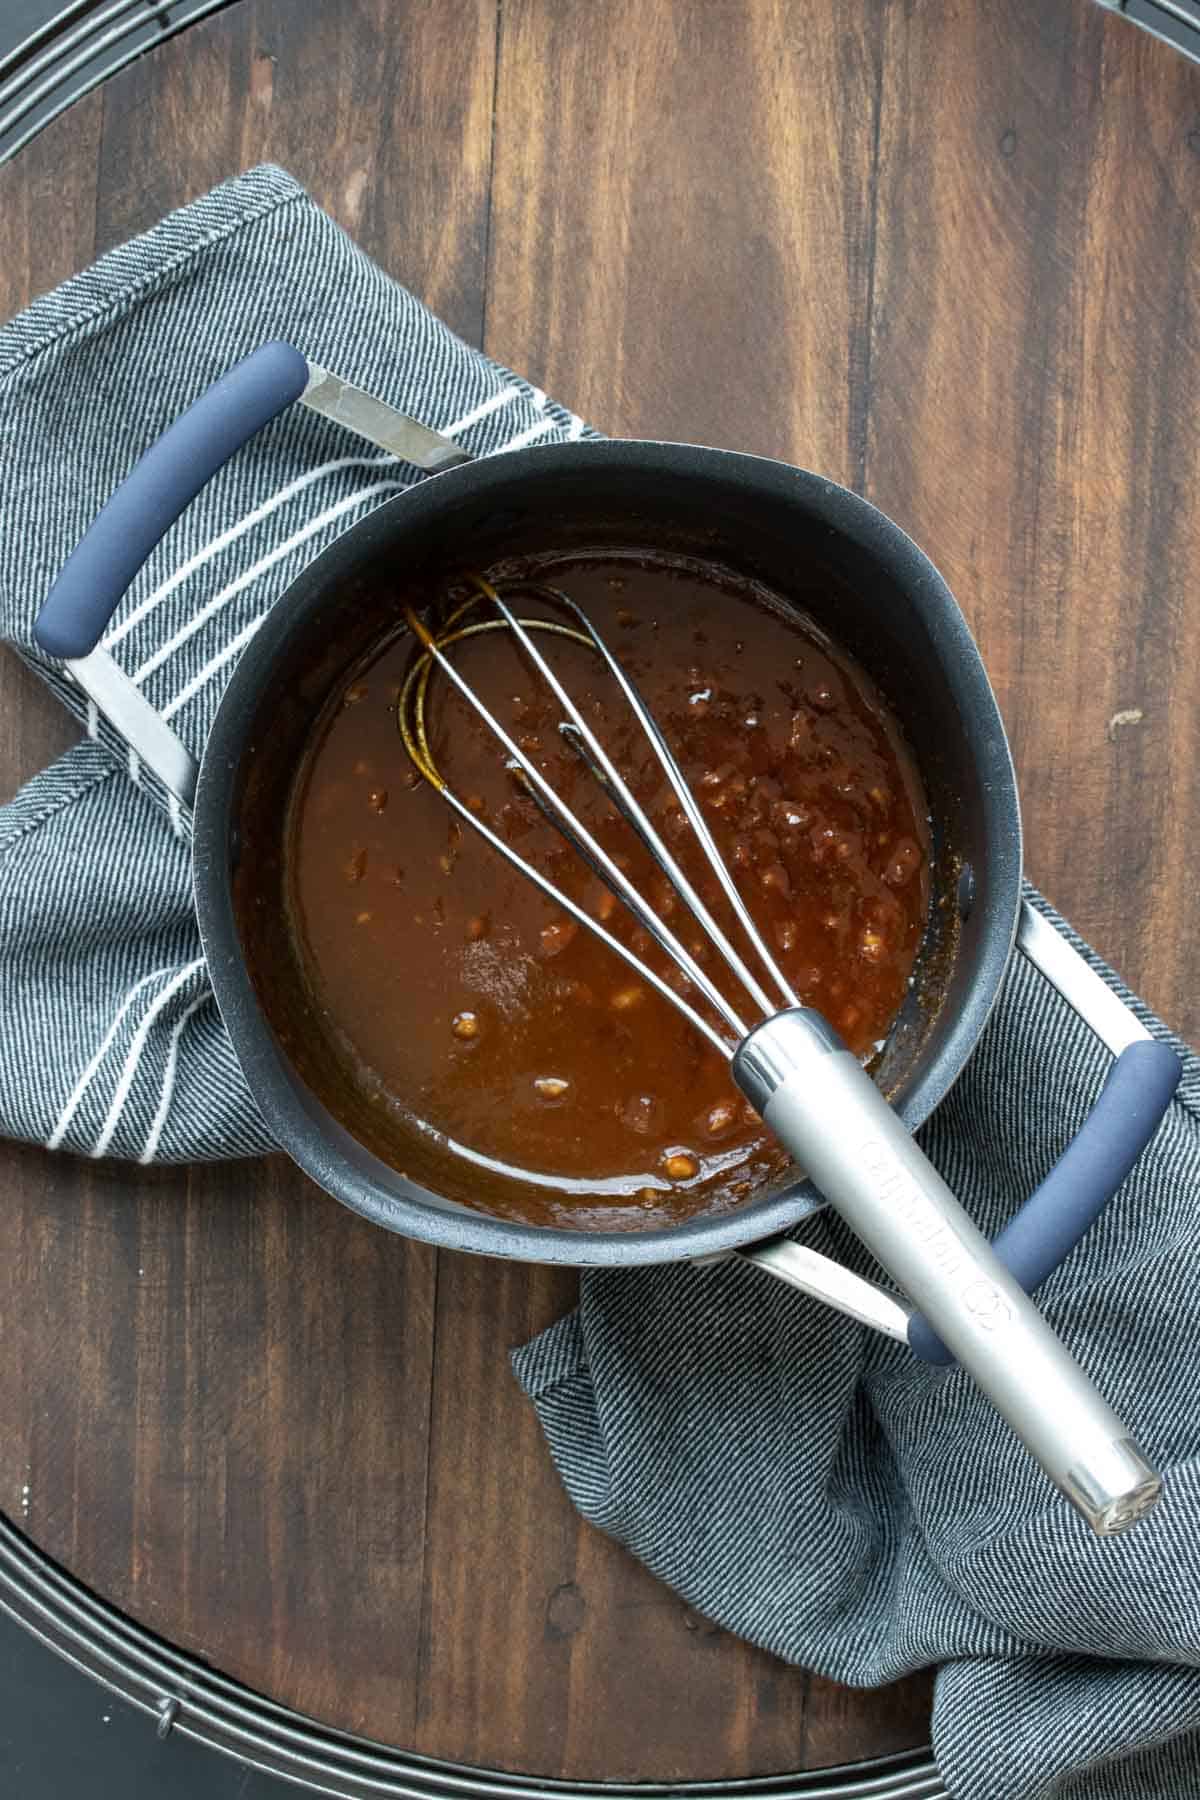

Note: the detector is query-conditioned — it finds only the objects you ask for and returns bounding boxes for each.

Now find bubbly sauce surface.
[289,554,931,1228]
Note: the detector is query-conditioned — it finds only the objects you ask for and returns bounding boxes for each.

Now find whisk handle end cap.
[1062,1439,1163,1536]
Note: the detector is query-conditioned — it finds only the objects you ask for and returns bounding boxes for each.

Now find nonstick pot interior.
[194,441,1022,1264]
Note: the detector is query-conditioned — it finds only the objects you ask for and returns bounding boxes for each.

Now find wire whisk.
[399,575,801,1058]
[393,571,1163,1539]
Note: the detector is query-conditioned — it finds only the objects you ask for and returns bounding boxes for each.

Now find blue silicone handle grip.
[33,341,310,660]
[908,1037,1182,1365]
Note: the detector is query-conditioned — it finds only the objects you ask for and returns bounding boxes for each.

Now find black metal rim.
[0,1511,945,1799]
[0,0,243,164]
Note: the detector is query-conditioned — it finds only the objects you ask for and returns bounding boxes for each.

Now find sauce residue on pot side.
[287,552,931,1229]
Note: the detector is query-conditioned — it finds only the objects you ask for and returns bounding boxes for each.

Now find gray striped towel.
[3,166,1198,1800]
[0,165,590,1162]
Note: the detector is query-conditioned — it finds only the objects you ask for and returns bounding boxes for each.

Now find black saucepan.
[34,344,1180,1530]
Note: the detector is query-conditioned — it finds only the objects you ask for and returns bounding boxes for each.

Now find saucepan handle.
[917,899,1183,1359]
[744,901,1180,1370]
[733,1008,1166,1535]
[33,342,470,799]
[908,1035,1179,1362]
[35,343,310,662]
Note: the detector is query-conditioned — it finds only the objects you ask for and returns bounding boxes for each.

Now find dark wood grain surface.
[1,0,1198,1780]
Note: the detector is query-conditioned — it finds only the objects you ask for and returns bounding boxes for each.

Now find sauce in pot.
[288,552,931,1228]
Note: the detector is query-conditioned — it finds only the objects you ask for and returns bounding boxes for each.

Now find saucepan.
[34,343,1181,1534]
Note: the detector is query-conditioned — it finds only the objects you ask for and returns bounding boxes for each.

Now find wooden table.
[1,0,1198,1783]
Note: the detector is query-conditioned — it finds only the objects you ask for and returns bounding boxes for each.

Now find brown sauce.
[288,552,931,1229]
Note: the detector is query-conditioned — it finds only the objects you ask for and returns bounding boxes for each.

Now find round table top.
[2,0,1199,1783]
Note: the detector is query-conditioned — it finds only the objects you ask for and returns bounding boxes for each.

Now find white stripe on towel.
[442,386,520,436]
[138,991,209,1164]
[47,962,181,1150]
[91,958,206,1158]
[131,479,406,689]
[105,453,392,651]
[161,611,267,722]
[500,416,560,453]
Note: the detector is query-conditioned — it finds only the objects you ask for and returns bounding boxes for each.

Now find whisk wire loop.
[489,584,798,1020]
[399,586,747,1052]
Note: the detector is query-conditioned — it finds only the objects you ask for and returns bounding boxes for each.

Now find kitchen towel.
[0,163,591,1162]
[514,922,1200,1800]
[2,166,1198,1800]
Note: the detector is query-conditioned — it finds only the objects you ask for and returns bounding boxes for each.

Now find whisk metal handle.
[733,1009,1162,1536]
